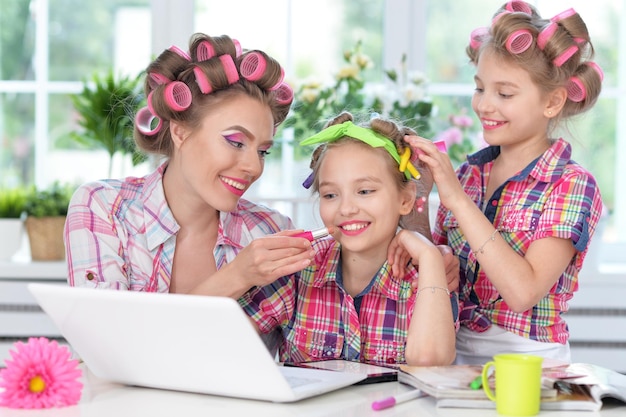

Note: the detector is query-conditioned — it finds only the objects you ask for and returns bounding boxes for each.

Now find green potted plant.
[70,69,147,177]
[23,183,74,261]
[0,187,28,260]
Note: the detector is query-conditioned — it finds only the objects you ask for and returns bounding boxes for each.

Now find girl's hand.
[404,135,465,210]
[388,233,459,292]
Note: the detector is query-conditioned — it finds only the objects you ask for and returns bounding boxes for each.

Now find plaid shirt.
[241,237,459,365]
[65,162,294,291]
[432,138,603,344]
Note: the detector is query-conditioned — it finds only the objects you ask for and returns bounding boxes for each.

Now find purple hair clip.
[302,172,314,189]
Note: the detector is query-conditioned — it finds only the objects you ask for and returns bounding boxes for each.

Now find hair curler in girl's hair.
[553,45,578,67]
[269,67,286,91]
[219,54,240,85]
[565,62,604,103]
[136,107,163,136]
[470,27,489,51]
[169,45,191,61]
[587,61,604,81]
[537,22,557,50]
[232,39,243,57]
[505,1,533,14]
[566,77,586,102]
[240,52,267,82]
[506,29,533,54]
[196,40,216,62]
[274,82,294,106]
[164,81,193,111]
[551,8,576,23]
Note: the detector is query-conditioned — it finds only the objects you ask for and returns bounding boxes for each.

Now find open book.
[398,363,626,411]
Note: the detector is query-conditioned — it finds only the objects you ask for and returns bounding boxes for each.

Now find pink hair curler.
[268,67,285,91]
[505,1,533,14]
[196,40,216,61]
[135,107,162,136]
[553,45,578,67]
[587,61,604,81]
[193,66,213,94]
[470,27,489,50]
[148,72,171,89]
[169,45,191,61]
[219,54,240,85]
[274,82,293,105]
[146,91,156,114]
[506,29,533,54]
[164,81,192,111]
[551,8,576,22]
[491,11,510,24]
[240,52,267,82]
[537,22,557,50]
[232,39,243,57]
[566,77,586,102]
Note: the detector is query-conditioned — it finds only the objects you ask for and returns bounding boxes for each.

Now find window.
[1,0,623,257]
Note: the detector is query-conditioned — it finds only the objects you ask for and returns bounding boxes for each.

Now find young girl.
[408,1,604,364]
[241,112,458,366]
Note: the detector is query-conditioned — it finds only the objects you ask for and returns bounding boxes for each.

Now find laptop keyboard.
[285,375,321,388]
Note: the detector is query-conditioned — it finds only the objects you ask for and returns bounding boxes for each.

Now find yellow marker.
[399,147,411,172]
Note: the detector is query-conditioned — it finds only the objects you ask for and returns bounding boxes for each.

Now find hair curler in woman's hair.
[505,1,533,14]
[148,72,171,90]
[553,45,578,67]
[506,29,533,54]
[274,82,294,106]
[135,107,163,136]
[470,27,489,51]
[169,45,191,61]
[220,54,240,85]
[164,81,193,111]
[240,52,267,82]
[193,66,213,94]
[196,40,216,62]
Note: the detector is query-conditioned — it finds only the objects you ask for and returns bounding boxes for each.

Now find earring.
[547,110,553,116]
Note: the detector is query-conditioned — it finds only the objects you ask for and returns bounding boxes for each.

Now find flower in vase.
[0,337,82,409]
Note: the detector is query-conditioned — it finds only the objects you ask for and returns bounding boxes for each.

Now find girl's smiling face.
[471,48,552,150]
[170,93,275,212]
[317,141,415,257]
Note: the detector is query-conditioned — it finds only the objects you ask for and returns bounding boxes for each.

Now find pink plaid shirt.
[241,237,459,365]
[433,138,603,344]
[65,162,294,291]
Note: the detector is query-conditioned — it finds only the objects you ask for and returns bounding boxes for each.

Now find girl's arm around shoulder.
[393,231,456,366]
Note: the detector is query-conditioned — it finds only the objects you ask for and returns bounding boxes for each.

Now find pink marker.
[291,227,331,241]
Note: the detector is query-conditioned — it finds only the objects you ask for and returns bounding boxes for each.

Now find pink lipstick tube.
[291,227,331,241]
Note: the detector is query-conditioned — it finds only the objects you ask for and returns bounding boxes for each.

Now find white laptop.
[28,283,365,402]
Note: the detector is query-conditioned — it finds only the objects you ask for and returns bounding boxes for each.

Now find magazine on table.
[398,362,626,411]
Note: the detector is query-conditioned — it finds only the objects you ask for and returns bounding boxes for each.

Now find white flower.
[399,83,425,106]
[408,71,428,86]
[351,52,374,70]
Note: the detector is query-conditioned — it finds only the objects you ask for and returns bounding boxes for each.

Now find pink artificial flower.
[0,337,82,409]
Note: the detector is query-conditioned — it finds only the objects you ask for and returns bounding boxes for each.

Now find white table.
[0,366,622,417]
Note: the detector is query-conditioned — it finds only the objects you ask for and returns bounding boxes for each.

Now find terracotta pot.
[25,216,66,261]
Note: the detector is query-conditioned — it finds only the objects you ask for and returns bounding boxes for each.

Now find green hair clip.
[300,121,420,184]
